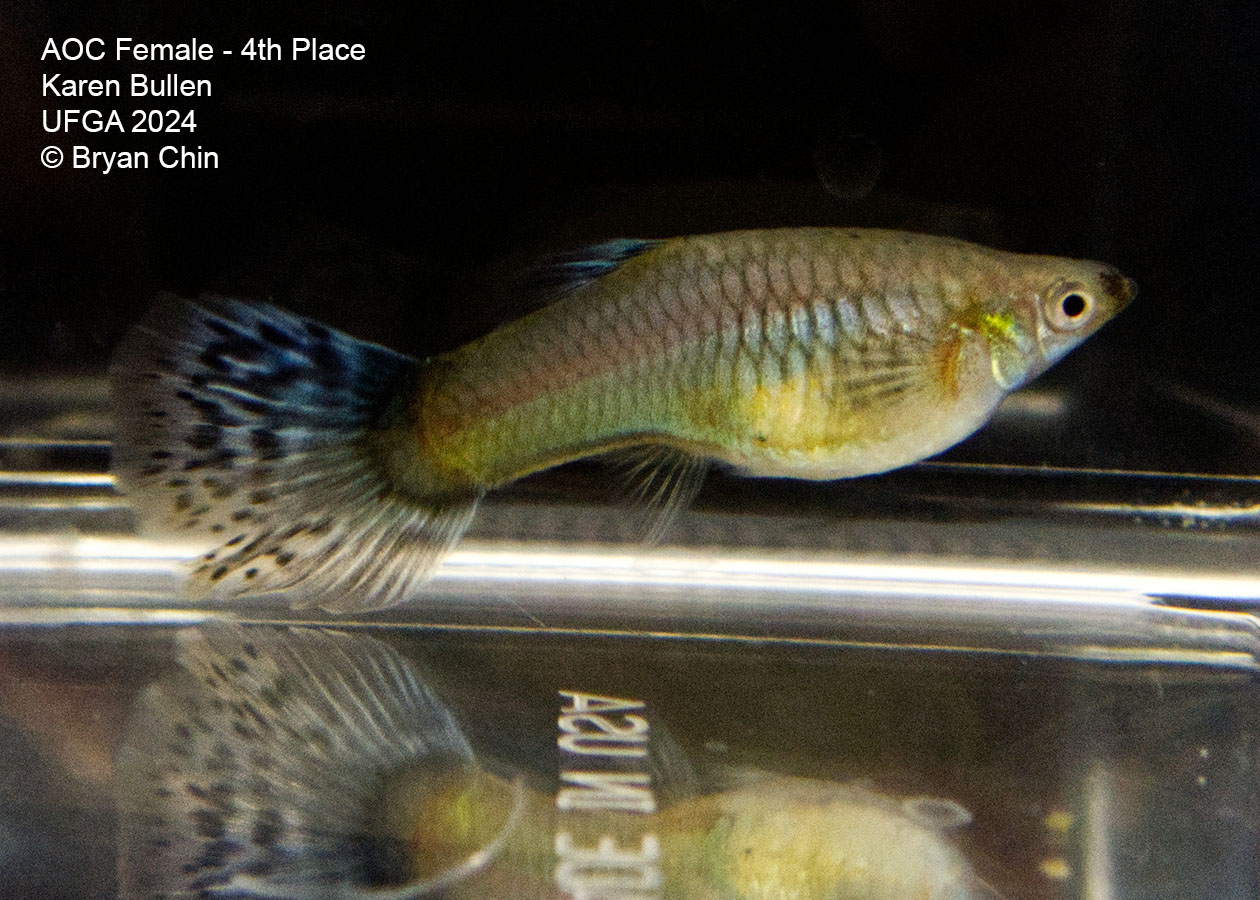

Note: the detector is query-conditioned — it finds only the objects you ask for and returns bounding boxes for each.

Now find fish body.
[658,775,1002,900]
[117,625,1004,900]
[416,229,1127,486]
[110,228,1133,610]
[423,773,1002,900]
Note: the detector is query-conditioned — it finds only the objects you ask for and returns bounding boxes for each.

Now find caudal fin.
[110,298,481,612]
[115,625,524,899]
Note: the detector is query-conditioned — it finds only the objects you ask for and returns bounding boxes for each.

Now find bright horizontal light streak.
[0,535,1257,604]
[1053,500,1260,520]
[439,544,1260,603]
[0,535,197,571]
[0,471,116,488]
[0,607,212,627]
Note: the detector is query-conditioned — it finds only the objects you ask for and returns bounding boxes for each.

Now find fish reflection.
[665,774,1004,900]
[115,624,523,899]
[116,625,1004,899]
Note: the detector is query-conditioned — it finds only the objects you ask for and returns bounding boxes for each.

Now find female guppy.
[111,228,1134,610]
[117,624,1005,900]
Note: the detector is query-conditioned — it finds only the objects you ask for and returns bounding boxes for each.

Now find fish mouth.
[1099,270,1138,310]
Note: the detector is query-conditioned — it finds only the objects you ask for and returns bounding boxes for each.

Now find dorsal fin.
[523,238,662,303]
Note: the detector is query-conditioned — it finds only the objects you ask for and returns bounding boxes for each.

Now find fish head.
[977,255,1139,388]
[990,258,1135,390]
[1031,259,1136,367]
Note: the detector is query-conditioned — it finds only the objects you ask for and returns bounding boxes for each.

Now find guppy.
[116,624,1005,900]
[111,228,1135,611]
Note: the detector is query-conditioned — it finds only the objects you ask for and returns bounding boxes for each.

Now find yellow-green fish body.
[110,228,1133,610]
[415,770,1002,900]
[117,625,1004,900]
[414,229,1129,490]
[656,775,1001,900]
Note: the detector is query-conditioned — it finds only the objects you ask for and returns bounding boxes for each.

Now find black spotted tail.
[110,299,482,612]
[115,625,525,899]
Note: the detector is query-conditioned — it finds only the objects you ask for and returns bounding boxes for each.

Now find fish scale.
[110,227,1133,610]
[421,231,989,485]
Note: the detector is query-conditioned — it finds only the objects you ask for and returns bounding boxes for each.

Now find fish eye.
[1045,283,1095,331]
[1061,293,1087,318]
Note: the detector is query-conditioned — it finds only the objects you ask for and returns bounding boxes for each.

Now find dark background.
[3,0,1259,470]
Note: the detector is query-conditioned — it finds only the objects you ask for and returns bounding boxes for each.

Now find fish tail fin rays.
[109,298,483,612]
[115,624,525,900]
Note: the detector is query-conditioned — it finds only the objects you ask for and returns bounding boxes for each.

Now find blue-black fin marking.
[109,298,483,612]
[521,238,662,304]
[114,624,482,899]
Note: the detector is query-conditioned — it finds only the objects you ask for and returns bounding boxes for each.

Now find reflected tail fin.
[115,624,525,899]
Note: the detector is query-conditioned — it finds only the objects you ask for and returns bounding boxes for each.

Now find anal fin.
[607,445,709,546]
